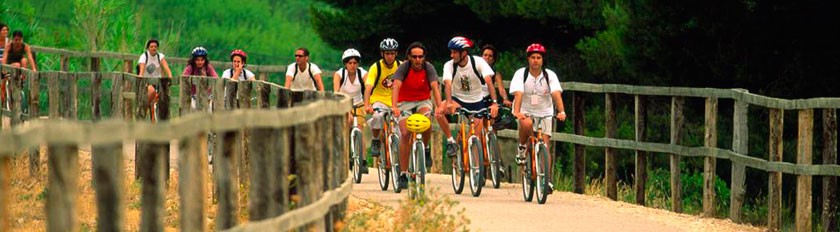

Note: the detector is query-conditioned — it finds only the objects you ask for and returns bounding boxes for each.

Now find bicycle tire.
[389,134,401,193]
[450,134,465,194]
[468,136,484,197]
[410,140,426,200]
[522,146,535,202]
[351,129,363,184]
[488,133,502,189]
[536,143,550,204]
[377,140,390,191]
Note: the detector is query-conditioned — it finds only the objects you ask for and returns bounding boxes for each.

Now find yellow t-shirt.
[365,59,401,107]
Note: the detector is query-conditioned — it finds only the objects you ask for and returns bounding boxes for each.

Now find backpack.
[292,62,317,88]
[135,51,161,75]
[521,68,552,92]
[370,59,402,92]
[450,55,484,85]
[339,68,365,94]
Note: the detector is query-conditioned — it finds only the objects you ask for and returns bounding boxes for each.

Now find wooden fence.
[0,62,353,231]
[492,83,840,231]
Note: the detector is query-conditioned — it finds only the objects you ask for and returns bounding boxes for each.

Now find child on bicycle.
[391,42,442,189]
[509,43,567,193]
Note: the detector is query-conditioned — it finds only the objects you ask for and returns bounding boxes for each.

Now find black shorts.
[453,96,491,112]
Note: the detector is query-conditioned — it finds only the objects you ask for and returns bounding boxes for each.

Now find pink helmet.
[526,43,546,55]
[230,49,248,63]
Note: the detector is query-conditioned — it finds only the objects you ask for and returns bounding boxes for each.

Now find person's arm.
[430,80,442,109]
[207,64,219,77]
[391,79,402,118]
[484,74,499,117]
[551,91,566,121]
[495,73,511,106]
[24,45,37,71]
[161,58,172,78]
[513,92,524,119]
[232,64,243,81]
[138,63,146,76]
[333,72,341,92]
[181,66,192,77]
[314,73,324,92]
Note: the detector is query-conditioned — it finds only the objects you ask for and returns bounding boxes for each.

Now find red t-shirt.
[398,67,431,102]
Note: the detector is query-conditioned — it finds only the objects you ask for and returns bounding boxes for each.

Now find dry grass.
[341,187,470,232]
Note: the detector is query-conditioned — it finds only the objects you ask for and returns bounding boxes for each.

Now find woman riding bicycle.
[509,43,567,193]
[334,48,369,173]
[182,47,218,109]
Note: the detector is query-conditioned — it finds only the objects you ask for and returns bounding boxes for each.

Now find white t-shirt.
[509,68,563,117]
[221,68,256,81]
[337,67,368,105]
[285,62,322,91]
[442,55,494,103]
[138,52,165,77]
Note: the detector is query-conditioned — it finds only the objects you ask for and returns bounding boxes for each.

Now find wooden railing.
[0,63,353,231]
[494,82,840,231]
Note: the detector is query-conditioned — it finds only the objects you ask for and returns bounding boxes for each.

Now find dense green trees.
[312,0,840,98]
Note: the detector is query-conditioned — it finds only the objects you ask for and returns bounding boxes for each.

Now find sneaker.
[398,174,408,189]
[360,160,369,174]
[547,182,555,194]
[424,147,432,169]
[445,141,459,158]
[370,140,382,157]
[498,167,506,179]
[515,145,527,165]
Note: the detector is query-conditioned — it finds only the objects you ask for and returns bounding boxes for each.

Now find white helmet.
[342,48,361,63]
[379,38,399,51]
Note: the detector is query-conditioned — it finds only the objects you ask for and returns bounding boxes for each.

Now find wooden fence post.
[122,59,133,73]
[48,72,60,118]
[179,76,191,115]
[573,92,585,194]
[823,108,839,232]
[159,78,172,182]
[249,127,272,221]
[269,128,291,217]
[796,109,813,232]
[634,95,647,206]
[670,97,684,213]
[604,93,617,200]
[28,71,40,120]
[139,142,167,232]
[237,81,252,211]
[92,72,102,121]
[296,120,326,231]
[90,57,100,72]
[703,97,718,217]
[92,143,123,232]
[111,73,123,119]
[322,116,335,231]
[47,145,79,232]
[61,72,78,119]
[9,68,21,126]
[60,54,69,72]
[179,133,207,232]
[730,90,749,222]
[0,156,11,230]
[216,130,240,229]
[768,108,783,231]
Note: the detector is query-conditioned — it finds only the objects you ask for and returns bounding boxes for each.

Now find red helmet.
[230,49,248,63]
[526,43,546,55]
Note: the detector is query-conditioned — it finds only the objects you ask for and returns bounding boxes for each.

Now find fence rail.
[0,61,353,231]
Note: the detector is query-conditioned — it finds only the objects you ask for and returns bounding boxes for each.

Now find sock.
[447,137,456,143]
[518,144,526,150]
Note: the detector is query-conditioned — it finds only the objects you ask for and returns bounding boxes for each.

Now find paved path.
[351,169,762,232]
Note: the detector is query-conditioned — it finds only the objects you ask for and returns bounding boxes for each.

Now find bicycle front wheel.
[450,134,465,194]
[410,140,426,200]
[468,136,484,197]
[389,134,402,193]
[535,143,550,204]
[351,129,363,184]
[521,146,535,202]
[487,133,502,189]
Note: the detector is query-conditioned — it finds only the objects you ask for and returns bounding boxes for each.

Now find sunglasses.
[410,55,424,59]
[294,54,305,58]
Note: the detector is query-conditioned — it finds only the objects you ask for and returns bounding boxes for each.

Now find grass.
[342,187,470,232]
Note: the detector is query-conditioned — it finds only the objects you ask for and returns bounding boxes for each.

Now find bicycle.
[483,107,506,189]
[451,108,490,197]
[349,104,366,183]
[520,115,554,204]
[403,112,430,200]
[372,108,402,193]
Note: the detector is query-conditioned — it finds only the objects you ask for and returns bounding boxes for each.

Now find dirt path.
[351,169,763,232]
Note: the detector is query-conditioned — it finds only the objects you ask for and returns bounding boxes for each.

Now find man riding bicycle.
[509,43,567,193]
[435,36,499,166]
[391,42,443,189]
[364,38,402,159]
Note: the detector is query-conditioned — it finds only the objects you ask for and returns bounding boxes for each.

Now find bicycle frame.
[527,116,551,180]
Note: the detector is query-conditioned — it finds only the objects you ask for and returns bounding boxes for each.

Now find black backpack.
[292,62,317,88]
[370,59,402,92]
[135,51,161,75]
[339,68,364,94]
[450,55,484,85]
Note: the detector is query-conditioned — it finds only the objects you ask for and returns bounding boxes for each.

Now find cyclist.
[509,43,567,193]
[435,36,499,158]
[137,39,172,120]
[0,23,9,60]
[480,44,512,107]
[364,38,402,159]
[285,47,324,91]
[334,48,369,173]
[222,49,256,81]
[391,42,443,188]
[2,30,37,71]
[182,47,218,109]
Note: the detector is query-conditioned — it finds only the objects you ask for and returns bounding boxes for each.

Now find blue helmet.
[447,36,473,51]
[191,47,208,57]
